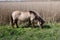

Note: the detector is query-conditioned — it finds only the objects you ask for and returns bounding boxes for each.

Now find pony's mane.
[29,11,38,16]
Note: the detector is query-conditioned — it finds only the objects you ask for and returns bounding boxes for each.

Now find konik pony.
[10,10,45,28]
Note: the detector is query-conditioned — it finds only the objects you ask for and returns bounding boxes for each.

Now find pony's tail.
[10,15,13,26]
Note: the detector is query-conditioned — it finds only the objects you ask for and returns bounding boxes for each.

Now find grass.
[0,23,60,40]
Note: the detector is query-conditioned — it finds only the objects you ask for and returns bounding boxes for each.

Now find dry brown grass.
[0,2,60,24]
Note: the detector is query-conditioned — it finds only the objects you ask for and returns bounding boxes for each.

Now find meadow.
[0,2,60,40]
[0,23,60,40]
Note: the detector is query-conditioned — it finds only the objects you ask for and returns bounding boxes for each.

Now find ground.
[0,23,60,40]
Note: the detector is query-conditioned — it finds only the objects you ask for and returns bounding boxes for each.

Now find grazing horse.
[10,10,45,28]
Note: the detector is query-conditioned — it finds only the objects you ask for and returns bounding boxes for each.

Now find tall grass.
[0,2,60,24]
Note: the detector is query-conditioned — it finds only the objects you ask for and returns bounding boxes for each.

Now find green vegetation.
[0,23,60,40]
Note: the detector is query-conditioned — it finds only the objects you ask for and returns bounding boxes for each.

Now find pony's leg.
[30,18,35,28]
[40,20,45,28]
[40,22,44,28]
[11,20,18,28]
[11,22,14,28]
[28,18,31,26]
[11,20,15,28]
[40,24,43,28]
[10,16,15,28]
[14,19,19,28]
[37,21,41,28]
[31,20,35,28]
